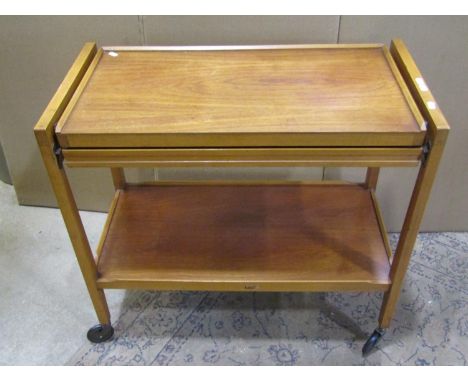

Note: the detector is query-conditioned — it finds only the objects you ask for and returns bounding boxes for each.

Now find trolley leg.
[111,168,126,190]
[378,133,448,330]
[36,137,113,341]
[365,167,380,190]
[33,42,113,343]
[362,134,447,355]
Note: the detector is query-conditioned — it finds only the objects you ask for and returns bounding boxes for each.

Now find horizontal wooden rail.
[62,147,422,168]
[102,43,385,52]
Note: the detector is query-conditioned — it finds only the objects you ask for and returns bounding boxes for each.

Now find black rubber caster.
[362,328,385,356]
[87,324,114,343]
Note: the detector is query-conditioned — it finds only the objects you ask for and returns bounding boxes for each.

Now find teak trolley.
[34,40,449,355]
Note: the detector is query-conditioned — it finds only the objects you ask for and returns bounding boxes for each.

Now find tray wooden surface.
[96,183,391,291]
[56,45,425,149]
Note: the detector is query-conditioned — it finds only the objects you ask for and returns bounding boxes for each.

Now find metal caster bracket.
[362,328,385,356]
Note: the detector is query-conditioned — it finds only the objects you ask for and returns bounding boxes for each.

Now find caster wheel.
[87,324,114,343]
[362,328,385,356]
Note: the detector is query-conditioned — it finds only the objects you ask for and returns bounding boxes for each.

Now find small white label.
[415,77,429,92]
[427,101,437,110]
[108,51,119,57]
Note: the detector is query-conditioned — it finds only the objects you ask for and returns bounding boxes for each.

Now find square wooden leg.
[378,131,448,328]
[365,167,380,189]
[36,138,111,325]
[111,168,126,190]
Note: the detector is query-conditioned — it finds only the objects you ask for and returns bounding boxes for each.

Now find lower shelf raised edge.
[96,183,392,292]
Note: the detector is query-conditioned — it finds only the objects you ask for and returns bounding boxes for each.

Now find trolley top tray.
[55,44,426,149]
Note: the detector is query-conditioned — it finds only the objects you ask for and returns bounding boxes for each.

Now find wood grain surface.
[33,42,111,324]
[378,39,450,328]
[56,46,425,148]
[96,184,391,291]
[62,147,422,167]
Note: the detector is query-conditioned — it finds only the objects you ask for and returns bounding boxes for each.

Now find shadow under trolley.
[34,40,449,356]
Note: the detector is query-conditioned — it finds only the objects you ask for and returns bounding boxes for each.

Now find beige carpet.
[67,233,467,365]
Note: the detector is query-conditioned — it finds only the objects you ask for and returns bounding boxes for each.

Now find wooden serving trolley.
[34,40,449,355]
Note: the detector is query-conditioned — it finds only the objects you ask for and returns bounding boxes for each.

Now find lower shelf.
[96,183,391,292]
